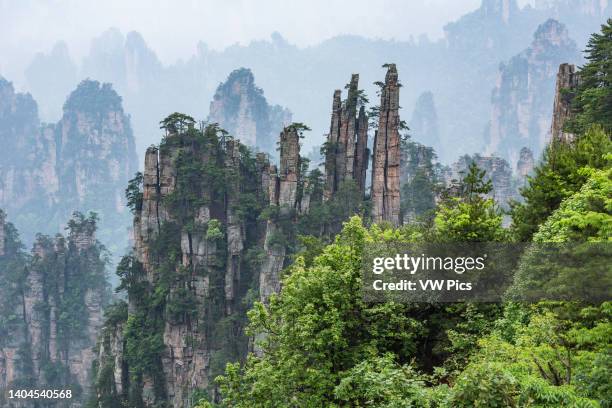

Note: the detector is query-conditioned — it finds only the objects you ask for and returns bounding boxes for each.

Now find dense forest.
[0,12,610,408]
[205,20,612,407]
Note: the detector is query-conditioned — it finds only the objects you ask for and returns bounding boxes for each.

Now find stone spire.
[324,90,343,201]
[323,74,369,200]
[278,126,301,213]
[224,139,245,313]
[354,105,369,195]
[550,63,580,143]
[259,125,303,304]
[371,64,401,226]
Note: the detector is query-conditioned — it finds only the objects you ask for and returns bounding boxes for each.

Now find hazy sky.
[0,0,534,83]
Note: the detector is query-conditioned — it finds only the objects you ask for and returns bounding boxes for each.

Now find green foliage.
[506,167,611,303]
[334,354,444,407]
[206,219,224,241]
[534,167,611,242]
[298,179,369,238]
[451,303,610,407]
[160,112,196,133]
[432,163,506,242]
[567,19,612,134]
[400,137,442,221]
[511,126,611,241]
[126,171,144,214]
[0,211,28,348]
[0,211,110,404]
[285,122,311,138]
[217,218,472,407]
[63,79,123,114]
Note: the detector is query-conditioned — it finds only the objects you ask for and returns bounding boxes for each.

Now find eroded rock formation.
[208,68,292,154]
[323,75,369,201]
[0,212,109,407]
[92,117,311,407]
[550,63,581,143]
[485,19,578,163]
[259,126,303,304]
[0,77,138,259]
[371,64,401,226]
[92,64,407,406]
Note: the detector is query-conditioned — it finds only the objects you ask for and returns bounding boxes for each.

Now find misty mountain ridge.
[12,0,612,164]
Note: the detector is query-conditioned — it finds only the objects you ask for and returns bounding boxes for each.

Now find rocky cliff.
[549,63,581,143]
[485,19,579,164]
[371,64,402,226]
[0,77,138,259]
[0,211,110,407]
[208,68,292,155]
[92,115,312,407]
[92,63,404,406]
[323,74,369,201]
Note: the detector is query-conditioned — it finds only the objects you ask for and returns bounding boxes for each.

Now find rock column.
[323,75,369,200]
[550,63,580,143]
[371,64,401,226]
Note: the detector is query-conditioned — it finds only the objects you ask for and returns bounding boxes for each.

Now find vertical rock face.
[516,147,535,180]
[278,127,301,211]
[371,64,401,226]
[323,75,369,200]
[57,80,138,257]
[0,77,138,260]
[0,77,57,224]
[550,63,580,143]
[409,91,440,150]
[208,68,292,154]
[485,19,578,164]
[0,212,109,407]
[259,125,303,304]
[94,119,307,407]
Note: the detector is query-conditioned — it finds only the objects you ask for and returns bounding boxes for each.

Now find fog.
[1,0,531,85]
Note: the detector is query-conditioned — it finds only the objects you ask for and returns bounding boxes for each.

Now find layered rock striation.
[549,63,581,143]
[485,19,578,163]
[0,211,109,407]
[0,77,138,259]
[92,64,407,407]
[93,116,311,407]
[371,64,402,226]
[323,75,369,201]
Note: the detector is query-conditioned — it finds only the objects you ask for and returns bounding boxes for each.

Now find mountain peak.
[532,19,574,48]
